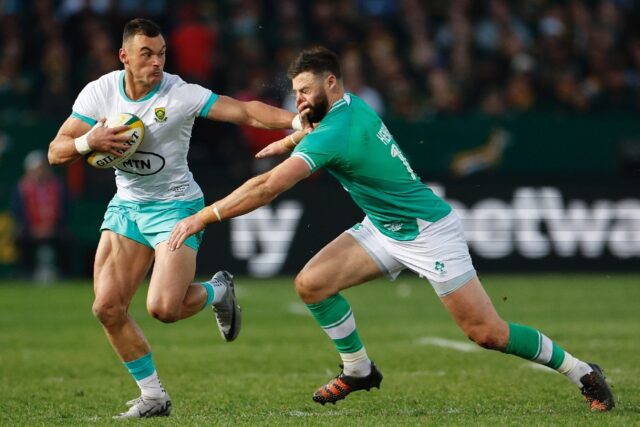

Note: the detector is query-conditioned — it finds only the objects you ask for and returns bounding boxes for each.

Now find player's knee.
[465,324,503,350]
[92,298,127,327]
[294,271,325,304]
[147,302,181,323]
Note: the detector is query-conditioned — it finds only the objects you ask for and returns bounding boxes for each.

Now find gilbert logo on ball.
[86,113,145,168]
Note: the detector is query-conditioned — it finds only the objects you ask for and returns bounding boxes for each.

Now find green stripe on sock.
[334,330,363,353]
[306,294,351,327]
[322,309,353,330]
[124,353,155,381]
[506,322,541,360]
[546,342,565,369]
[533,330,543,360]
[306,293,364,355]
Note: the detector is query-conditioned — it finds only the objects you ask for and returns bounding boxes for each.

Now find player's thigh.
[93,230,155,304]
[147,242,196,309]
[297,232,385,297]
[440,276,501,325]
[439,275,508,347]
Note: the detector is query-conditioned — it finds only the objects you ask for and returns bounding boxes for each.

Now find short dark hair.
[123,18,161,44]
[287,46,342,80]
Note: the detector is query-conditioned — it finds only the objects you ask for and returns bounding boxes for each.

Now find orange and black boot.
[313,363,383,405]
[580,363,615,411]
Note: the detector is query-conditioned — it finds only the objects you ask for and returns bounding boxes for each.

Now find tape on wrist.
[292,114,303,131]
[288,134,298,148]
[212,204,222,222]
[74,134,91,155]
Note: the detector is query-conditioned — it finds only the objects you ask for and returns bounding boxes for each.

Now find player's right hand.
[86,118,132,156]
[168,213,206,251]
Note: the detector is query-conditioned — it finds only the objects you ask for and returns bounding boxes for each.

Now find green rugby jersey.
[291,93,451,241]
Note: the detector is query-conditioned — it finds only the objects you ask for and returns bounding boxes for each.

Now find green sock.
[306,293,363,354]
[506,322,565,369]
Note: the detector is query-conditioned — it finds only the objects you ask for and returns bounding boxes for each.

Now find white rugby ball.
[86,113,145,168]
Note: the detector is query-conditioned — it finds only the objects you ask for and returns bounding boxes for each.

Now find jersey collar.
[119,70,162,103]
[328,93,352,113]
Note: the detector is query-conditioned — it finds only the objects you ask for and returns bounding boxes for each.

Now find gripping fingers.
[110,125,131,134]
[169,223,187,251]
[299,108,314,129]
[108,143,131,157]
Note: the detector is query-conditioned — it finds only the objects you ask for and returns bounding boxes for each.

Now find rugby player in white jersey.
[47,18,308,419]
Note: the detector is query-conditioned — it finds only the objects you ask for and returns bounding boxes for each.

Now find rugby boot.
[209,271,242,342]
[313,362,383,405]
[113,394,172,419]
[580,363,615,411]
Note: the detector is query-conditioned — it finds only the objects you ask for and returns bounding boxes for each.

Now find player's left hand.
[168,214,206,251]
[255,139,289,159]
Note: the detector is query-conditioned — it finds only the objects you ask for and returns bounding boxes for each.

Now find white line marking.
[416,336,479,353]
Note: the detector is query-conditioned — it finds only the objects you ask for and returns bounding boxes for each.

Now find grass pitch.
[0,274,638,426]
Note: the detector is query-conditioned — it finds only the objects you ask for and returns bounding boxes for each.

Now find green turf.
[0,274,638,426]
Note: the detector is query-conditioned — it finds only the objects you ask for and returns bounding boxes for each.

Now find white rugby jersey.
[71,70,218,201]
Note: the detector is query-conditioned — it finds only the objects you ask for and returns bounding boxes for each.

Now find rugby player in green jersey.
[168,46,614,412]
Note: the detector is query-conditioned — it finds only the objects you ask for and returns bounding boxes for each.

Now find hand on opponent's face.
[297,100,315,131]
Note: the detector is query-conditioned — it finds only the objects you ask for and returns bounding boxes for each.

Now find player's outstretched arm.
[255,130,307,159]
[48,117,132,166]
[168,156,311,251]
[206,95,310,130]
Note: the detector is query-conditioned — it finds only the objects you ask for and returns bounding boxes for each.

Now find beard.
[306,94,330,123]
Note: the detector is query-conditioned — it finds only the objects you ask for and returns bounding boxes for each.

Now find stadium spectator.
[341,46,385,115]
[235,67,288,173]
[169,3,218,86]
[10,150,70,282]
[39,37,74,118]
[2,0,640,117]
[0,14,32,113]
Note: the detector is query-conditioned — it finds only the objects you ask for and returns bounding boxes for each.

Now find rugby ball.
[86,113,145,168]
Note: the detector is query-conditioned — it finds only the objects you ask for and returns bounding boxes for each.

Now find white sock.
[557,352,592,387]
[209,278,228,305]
[137,371,165,398]
[341,347,371,377]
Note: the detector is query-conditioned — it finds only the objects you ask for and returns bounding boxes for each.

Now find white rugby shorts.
[346,211,476,296]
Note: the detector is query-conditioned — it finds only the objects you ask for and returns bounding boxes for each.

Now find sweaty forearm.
[244,101,296,129]
[197,173,279,224]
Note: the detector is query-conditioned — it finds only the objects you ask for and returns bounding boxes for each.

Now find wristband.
[286,134,299,150]
[292,114,303,131]
[74,134,91,155]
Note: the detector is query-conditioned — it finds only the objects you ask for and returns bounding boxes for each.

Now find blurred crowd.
[1,0,640,122]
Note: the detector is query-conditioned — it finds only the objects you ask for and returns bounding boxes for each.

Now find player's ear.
[325,74,337,90]
[118,47,128,65]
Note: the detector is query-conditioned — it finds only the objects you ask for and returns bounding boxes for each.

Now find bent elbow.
[47,142,70,166]
[47,146,62,166]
